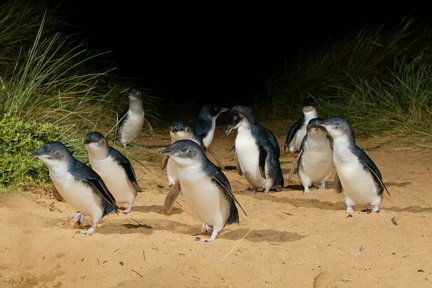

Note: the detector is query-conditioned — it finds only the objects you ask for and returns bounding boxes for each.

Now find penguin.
[284,97,318,153]
[226,105,284,193]
[289,118,333,193]
[159,139,246,242]
[190,104,229,148]
[315,117,390,216]
[116,87,150,148]
[28,141,118,235]
[84,131,143,214]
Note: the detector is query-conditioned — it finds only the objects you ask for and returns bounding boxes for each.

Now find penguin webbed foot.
[346,207,354,217]
[70,212,85,225]
[78,226,95,235]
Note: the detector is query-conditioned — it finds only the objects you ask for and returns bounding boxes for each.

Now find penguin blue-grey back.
[29,141,118,235]
[159,139,245,242]
[315,117,389,216]
[84,131,142,214]
[226,105,284,193]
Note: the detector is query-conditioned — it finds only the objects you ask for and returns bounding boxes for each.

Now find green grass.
[263,16,432,137]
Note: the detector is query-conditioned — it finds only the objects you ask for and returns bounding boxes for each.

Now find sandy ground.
[1,120,432,288]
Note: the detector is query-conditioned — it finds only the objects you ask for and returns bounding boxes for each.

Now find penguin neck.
[304,109,318,122]
[332,136,355,162]
[236,119,251,134]
[128,99,144,114]
[87,146,109,161]
[308,130,329,146]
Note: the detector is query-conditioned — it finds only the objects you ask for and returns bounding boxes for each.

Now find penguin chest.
[119,111,145,143]
[49,168,103,217]
[300,140,333,183]
[333,148,378,205]
[235,130,265,187]
[177,165,229,229]
[90,158,135,203]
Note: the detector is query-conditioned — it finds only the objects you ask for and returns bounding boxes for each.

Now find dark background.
[63,2,425,105]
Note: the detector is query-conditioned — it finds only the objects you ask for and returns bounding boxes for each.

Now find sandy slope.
[1,124,432,288]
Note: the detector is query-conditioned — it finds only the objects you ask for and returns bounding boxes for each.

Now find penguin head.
[127,88,143,106]
[84,131,109,157]
[225,106,255,135]
[306,118,325,132]
[28,141,72,168]
[315,117,355,141]
[159,139,204,167]
[169,120,194,142]
[198,104,229,120]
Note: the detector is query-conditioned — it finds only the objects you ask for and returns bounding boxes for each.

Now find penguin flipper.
[285,118,303,151]
[288,149,303,182]
[211,170,247,217]
[164,182,181,214]
[85,177,118,213]
[115,109,128,140]
[160,155,169,170]
[109,148,142,192]
[356,147,390,196]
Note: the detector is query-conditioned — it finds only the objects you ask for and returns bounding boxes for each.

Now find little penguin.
[226,105,284,192]
[289,118,333,193]
[159,139,246,242]
[190,104,229,148]
[84,131,143,214]
[29,141,118,235]
[116,87,149,148]
[284,97,318,153]
[315,117,390,216]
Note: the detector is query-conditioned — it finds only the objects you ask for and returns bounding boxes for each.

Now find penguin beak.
[220,107,229,113]
[159,147,173,155]
[28,151,38,157]
[225,126,233,136]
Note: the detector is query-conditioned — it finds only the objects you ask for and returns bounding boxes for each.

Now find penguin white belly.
[334,154,378,205]
[49,169,103,217]
[90,158,135,203]
[290,126,306,152]
[176,165,229,229]
[120,111,145,144]
[235,129,265,188]
[202,122,216,147]
[301,145,333,183]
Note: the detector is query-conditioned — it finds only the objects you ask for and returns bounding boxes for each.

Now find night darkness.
[64,2,425,105]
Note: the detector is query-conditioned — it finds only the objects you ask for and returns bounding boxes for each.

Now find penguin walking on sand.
[190,104,229,148]
[159,139,246,242]
[116,87,152,148]
[289,118,333,193]
[284,97,318,154]
[226,105,284,193]
[315,117,390,216]
[29,141,118,235]
[84,131,143,214]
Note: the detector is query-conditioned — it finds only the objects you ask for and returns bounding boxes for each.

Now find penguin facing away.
[116,87,150,148]
[289,118,333,193]
[84,131,142,214]
[226,105,284,193]
[159,139,246,242]
[29,141,118,235]
[284,97,318,154]
[190,104,229,148]
[315,117,390,216]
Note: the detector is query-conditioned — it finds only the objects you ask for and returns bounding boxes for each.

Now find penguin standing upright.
[226,105,284,192]
[290,118,333,193]
[190,104,229,148]
[159,139,246,242]
[84,131,142,214]
[116,88,151,148]
[315,117,389,216]
[284,97,318,154]
[29,141,118,235]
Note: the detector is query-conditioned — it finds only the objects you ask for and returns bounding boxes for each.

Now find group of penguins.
[29,88,389,242]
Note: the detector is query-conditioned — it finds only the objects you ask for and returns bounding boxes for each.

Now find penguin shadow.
[132,204,183,215]
[221,229,304,243]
